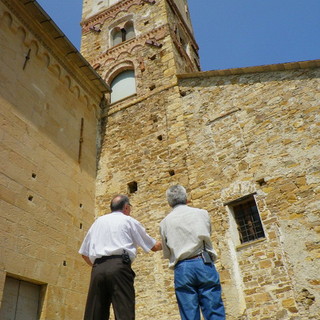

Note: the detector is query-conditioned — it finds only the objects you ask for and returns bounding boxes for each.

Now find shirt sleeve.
[159,222,171,259]
[78,227,92,256]
[129,217,156,252]
[203,209,212,235]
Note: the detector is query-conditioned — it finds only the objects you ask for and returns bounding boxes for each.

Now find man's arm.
[82,255,93,267]
[159,225,171,259]
[151,241,162,252]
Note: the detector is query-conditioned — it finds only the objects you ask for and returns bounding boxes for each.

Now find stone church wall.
[95,85,189,319]
[95,64,319,319]
[176,65,320,319]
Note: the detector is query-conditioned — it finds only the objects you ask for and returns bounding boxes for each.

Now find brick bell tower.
[80,0,200,104]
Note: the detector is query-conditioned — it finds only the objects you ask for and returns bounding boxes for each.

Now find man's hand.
[151,241,162,252]
[82,255,93,266]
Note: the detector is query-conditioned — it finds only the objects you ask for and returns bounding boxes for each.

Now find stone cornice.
[2,0,109,100]
[177,60,320,79]
[81,0,148,32]
[102,81,179,117]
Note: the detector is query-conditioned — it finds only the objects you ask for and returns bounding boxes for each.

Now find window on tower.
[111,21,135,47]
[109,0,121,5]
[110,70,136,103]
[111,27,122,46]
[124,21,135,40]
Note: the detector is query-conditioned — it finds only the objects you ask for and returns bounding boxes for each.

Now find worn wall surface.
[177,66,320,319]
[80,0,320,319]
[0,1,105,318]
[94,64,320,320]
[1,0,319,319]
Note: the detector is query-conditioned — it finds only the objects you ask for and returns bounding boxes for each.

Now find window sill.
[110,93,137,106]
[107,37,136,52]
[235,238,266,251]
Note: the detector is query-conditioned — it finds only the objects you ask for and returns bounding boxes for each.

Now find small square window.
[229,195,265,244]
[127,181,138,194]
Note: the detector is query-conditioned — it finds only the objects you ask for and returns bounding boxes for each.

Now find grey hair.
[166,185,187,208]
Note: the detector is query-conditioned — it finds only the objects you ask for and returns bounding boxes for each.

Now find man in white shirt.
[160,185,225,320]
[79,194,162,320]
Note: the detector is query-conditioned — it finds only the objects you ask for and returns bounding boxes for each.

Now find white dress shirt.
[160,204,217,268]
[79,211,156,263]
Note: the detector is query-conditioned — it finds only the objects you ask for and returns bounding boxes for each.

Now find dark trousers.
[84,257,135,320]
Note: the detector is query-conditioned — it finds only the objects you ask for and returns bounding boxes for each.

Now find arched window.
[124,21,135,40]
[111,21,135,47]
[110,70,136,103]
[111,27,122,46]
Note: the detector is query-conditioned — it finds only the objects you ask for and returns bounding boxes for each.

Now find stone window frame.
[107,64,137,104]
[0,276,46,319]
[226,193,266,247]
[109,16,135,48]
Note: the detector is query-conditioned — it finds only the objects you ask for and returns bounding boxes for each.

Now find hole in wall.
[128,181,138,193]
[80,223,83,229]
[32,173,37,179]
[151,115,158,123]
[28,195,33,201]
[256,178,266,186]
[157,135,163,141]
[169,170,175,176]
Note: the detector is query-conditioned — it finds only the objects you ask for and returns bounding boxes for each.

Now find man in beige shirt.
[160,185,225,320]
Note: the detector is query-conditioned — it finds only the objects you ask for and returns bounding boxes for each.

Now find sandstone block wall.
[0,1,105,318]
[95,64,319,319]
[95,85,188,320]
[177,65,320,319]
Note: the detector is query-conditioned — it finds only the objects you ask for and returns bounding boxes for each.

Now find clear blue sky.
[37,0,320,71]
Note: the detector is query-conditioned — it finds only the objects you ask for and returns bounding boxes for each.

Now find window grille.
[232,197,265,244]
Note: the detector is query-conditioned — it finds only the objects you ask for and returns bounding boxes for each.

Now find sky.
[37,0,320,71]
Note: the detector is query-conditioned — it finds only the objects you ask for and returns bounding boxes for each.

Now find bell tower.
[80,2,200,317]
[80,0,200,104]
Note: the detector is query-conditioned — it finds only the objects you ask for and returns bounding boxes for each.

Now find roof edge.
[177,59,320,79]
[2,0,109,97]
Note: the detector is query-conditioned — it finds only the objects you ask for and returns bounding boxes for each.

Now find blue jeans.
[174,257,225,320]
